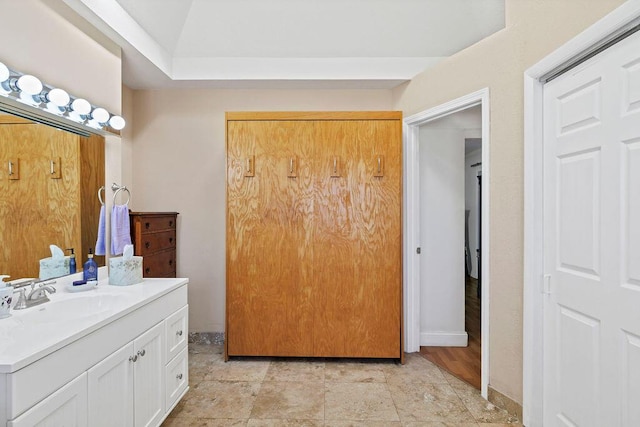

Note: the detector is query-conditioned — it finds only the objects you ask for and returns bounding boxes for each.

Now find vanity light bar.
[0,60,125,131]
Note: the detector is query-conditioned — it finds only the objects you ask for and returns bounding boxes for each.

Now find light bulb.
[0,62,9,83]
[18,91,40,106]
[109,115,126,130]
[45,102,65,115]
[68,112,84,123]
[47,88,70,108]
[86,119,102,129]
[91,107,110,124]
[16,75,43,95]
[71,98,91,115]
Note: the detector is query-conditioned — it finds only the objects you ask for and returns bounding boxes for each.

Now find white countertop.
[0,268,188,373]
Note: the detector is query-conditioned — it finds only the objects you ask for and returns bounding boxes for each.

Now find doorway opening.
[403,88,490,398]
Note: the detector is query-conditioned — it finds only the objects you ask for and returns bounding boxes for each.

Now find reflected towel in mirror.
[111,205,132,256]
[95,205,106,256]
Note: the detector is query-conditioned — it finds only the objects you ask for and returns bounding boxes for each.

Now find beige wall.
[392,0,626,404]
[129,89,393,332]
[120,85,135,192]
[0,0,122,114]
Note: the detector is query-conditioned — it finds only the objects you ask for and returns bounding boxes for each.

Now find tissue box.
[109,256,143,286]
[39,256,70,280]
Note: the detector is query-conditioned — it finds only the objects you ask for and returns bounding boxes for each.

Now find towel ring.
[113,186,131,206]
[97,186,105,206]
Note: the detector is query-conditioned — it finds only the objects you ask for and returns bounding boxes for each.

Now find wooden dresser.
[129,212,179,278]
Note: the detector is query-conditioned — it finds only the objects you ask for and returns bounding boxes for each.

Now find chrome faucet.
[12,280,56,310]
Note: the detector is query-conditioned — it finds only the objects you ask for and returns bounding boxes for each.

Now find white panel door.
[9,373,88,427]
[133,322,165,427]
[543,30,640,426]
[88,343,135,427]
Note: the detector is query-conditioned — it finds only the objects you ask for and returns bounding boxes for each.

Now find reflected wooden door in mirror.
[0,115,105,278]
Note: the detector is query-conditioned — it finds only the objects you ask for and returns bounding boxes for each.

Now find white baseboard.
[420,331,468,347]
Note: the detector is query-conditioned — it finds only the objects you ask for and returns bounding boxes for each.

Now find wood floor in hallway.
[419,276,482,389]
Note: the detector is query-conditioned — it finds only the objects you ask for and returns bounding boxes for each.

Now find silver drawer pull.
[176,330,183,336]
[129,355,138,362]
[137,349,146,357]
[176,373,183,380]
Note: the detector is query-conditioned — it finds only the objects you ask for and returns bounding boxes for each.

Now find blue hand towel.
[111,205,132,256]
[95,205,106,256]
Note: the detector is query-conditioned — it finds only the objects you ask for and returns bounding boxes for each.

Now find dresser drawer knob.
[176,373,183,380]
[169,220,173,227]
[169,260,173,266]
[145,242,150,249]
[145,222,150,229]
[145,267,150,274]
[176,330,183,336]
[169,237,174,244]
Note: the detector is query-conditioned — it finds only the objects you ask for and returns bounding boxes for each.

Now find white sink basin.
[17,294,126,324]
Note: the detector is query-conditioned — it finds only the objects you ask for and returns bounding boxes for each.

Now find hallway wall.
[419,126,466,346]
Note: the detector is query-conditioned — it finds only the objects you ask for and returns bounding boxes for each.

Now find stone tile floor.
[162,344,522,427]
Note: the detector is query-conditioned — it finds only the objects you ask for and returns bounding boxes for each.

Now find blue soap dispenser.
[83,248,98,282]
[67,248,76,274]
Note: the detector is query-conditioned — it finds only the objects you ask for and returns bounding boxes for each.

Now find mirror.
[0,111,106,280]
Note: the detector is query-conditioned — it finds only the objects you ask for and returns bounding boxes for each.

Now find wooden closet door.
[226,120,315,356]
[312,119,402,358]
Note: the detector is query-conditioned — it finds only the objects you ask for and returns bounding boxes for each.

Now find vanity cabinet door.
[9,373,88,427]
[133,322,165,427]
[88,343,135,427]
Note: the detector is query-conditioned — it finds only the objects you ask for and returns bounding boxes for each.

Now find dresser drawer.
[130,212,178,278]
[165,347,188,412]
[143,250,175,277]
[137,215,176,234]
[139,229,176,255]
[165,305,188,361]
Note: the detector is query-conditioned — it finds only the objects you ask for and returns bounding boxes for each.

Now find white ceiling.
[61,0,505,89]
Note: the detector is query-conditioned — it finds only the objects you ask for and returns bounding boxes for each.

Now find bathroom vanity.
[0,273,189,426]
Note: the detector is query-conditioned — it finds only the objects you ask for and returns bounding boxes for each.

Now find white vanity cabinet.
[0,278,189,427]
[88,322,165,427]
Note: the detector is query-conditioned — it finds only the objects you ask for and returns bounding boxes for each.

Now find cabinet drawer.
[165,305,188,361]
[165,347,188,412]
[9,373,88,427]
[139,229,176,255]
[143,250,175,277]
[137,215,176,233]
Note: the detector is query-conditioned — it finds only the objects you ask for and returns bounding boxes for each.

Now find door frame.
[523,2,640,426]
[403,88,491,398]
